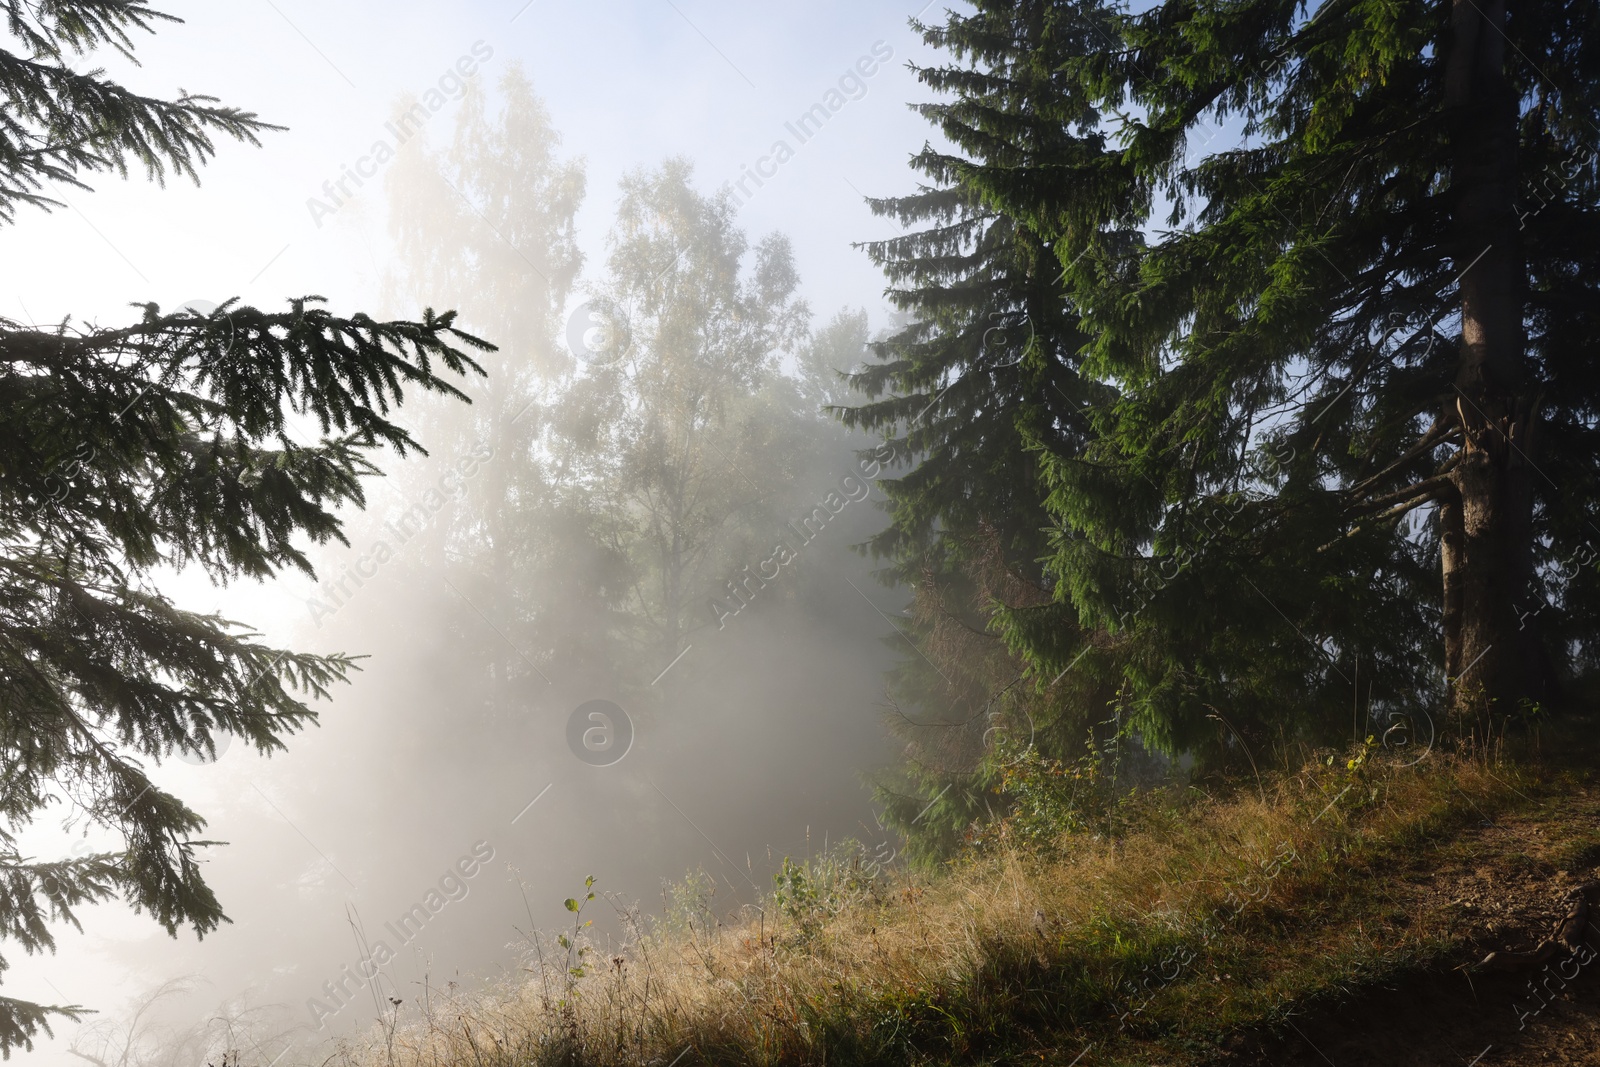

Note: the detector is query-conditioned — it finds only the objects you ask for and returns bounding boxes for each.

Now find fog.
[0,3,954,1062]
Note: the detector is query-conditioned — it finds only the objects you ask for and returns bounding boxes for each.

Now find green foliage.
[982,0,1600,731]
[558,876,596,982]
[770,841,890,942]
[846,0,1120,858]
[0,1,280,224]
[979,0,1455,751]
[857,0,1600,855]
[658,866,724,945]
[0,4,488,1054]
[994,741,1118,845]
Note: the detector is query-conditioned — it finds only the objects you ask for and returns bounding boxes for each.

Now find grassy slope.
[329,724,1600,1067]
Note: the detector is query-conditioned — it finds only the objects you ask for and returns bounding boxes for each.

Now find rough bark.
[1442,0,1541,718]
[1440,485,1465,681]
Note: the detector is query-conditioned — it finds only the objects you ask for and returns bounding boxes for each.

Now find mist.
[7,0,1593,1062]
[1,2,950,1062]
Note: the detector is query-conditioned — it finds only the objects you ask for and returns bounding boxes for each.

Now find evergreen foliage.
[855,0,1600,853]
[0,1,277,224]
[984,0,1600,742]
[0,4,489,1052]
[843,1,1122,854]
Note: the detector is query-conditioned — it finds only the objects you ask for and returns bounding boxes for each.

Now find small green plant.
[559,875,596,978]
[660,867,722,945]
[1334,734,1377,773]
[1515,697,1549,730]
[995,728,1122,845]
[545,873,598,1018]
[1316,735,1388,822]
[771,841,887,942]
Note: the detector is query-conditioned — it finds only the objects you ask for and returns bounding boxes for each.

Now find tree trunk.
[1442,0,1543,719]
[1440,486,1465,681]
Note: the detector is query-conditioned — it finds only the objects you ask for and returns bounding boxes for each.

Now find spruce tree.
[843,0,1120,854]
[0,3,489,1052]
[977,0,1600,743]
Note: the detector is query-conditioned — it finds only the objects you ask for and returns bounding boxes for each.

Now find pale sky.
[1,0,946,331]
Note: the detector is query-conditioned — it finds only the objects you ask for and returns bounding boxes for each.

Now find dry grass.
[325,746,1544,1067]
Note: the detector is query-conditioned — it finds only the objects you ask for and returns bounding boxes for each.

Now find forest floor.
[329,720,1600,1067]
[1230,779,1600,1067]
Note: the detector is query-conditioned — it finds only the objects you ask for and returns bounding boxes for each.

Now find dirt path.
[1238,784,1600,1066]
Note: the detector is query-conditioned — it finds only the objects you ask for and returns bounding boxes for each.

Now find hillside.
[316,721,1600,1067]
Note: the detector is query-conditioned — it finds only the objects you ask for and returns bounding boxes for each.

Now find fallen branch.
[1475,883,1596,973]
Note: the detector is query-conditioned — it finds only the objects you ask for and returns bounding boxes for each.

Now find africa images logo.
[566,699,634,767]
[563,297,633,367]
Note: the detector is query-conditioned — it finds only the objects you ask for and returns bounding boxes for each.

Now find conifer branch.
[0,6,492,1043]
[1345,420,1459,500]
